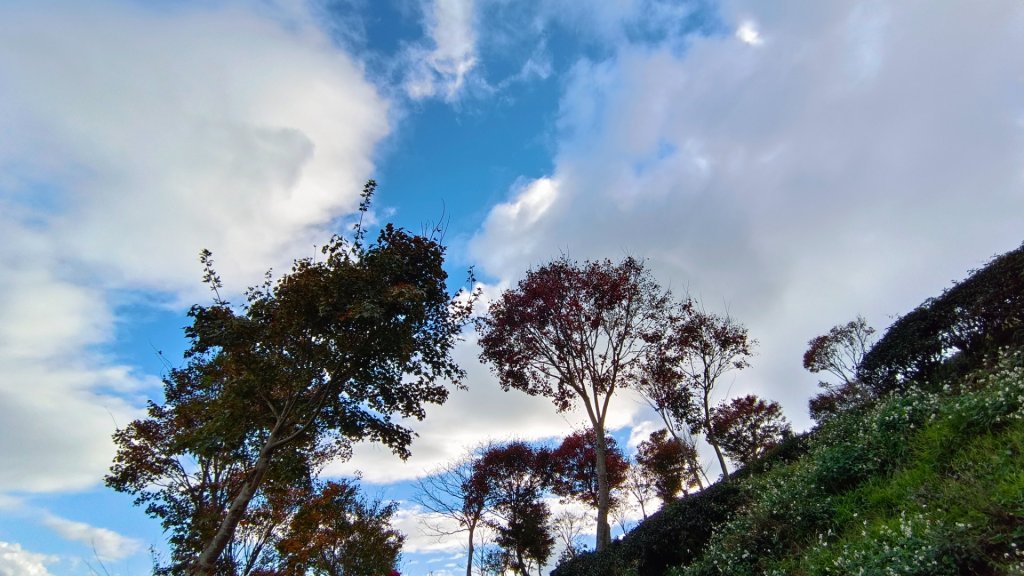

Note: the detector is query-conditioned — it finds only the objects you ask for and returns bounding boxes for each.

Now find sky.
[1,0,1022,574]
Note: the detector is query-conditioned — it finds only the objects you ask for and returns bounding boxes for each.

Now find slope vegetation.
[554,243,1024,576]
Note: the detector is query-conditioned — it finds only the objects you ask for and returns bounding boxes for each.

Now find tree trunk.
[465,522,475,576]
[708,434,730,480]
[193,433,278,575]
[702,390,729,479]
[593,425,612,552]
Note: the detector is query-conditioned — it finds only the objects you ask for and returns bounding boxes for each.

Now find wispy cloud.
[404,0,479,102]
[41,514,143,561]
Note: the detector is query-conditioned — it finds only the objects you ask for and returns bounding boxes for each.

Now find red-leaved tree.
[655,307,756,479]
[635,429,698,504]
[551,430,629,510]
[477,257,671,551]
[804,316,876,422]
[709,395,791,467]
[473,442,554,576]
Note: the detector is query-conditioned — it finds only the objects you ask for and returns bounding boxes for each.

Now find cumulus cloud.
[0,0,389,492]
[329,334,650,483]
[469,0,1024,431]
[0,542,54,576]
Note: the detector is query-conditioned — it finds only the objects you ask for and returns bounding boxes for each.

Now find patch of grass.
[669,350,1024,576]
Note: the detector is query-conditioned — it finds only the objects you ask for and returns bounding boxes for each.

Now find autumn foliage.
[477,256,670,552]
[635,429,698,503]
[551,430,629,508]
[709,395,791,466]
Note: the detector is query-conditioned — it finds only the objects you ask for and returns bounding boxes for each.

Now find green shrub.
[859,242,1024,396]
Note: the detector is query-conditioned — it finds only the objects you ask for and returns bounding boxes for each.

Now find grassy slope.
[552,350,1024,576]
[674,350,1024,576]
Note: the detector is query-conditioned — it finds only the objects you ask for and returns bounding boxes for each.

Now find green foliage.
[670,349,1024,576]
[551,242,1024,576]
[107,183,476,573]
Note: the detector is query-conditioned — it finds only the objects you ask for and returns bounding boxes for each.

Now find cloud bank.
[469,0,1024,432]
[0,0,389,492]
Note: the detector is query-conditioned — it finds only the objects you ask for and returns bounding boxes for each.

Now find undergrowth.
[669,349,1024,576]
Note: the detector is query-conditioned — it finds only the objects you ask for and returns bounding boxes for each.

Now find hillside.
[554,244,1024,576]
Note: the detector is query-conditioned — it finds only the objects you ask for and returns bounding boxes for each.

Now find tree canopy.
[107,181,475,575]
[477,256,671,551]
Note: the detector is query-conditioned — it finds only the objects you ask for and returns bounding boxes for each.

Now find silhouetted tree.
[709,395,791,466]
[804,316,876,422]
[635,429,697,504]
[649,307,756,479]
[413,451,488,576]
[473,442,554,576]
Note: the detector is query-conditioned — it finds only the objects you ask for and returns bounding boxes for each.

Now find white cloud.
[0,0,389,492]
[404,0,480,101]
[735,20,763,45]
[391,504,475,554]
[330,334,648,484]
[469,0,1024,432]
[469,177,561,274]
[0,0,388,295]
[0,542,54,576]
[40,514,142,562]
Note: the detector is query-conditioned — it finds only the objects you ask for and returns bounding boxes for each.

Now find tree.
[621,461,657,520]
[413,451,488,576]
[709,395,791,467]
[551,510,591,564]
[550,430,628,511]
[634,368,707,491]
[654,306,756,479]
[107,366,322,575]
[108,181,475,575]
[803,316,875,385]
[803,316,876,422]
[477,257,671,551]
[473,442,555,576]
[273,480,404,576]
[635,429,697,504]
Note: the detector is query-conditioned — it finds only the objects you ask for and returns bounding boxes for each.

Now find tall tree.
[108,182,475,575]
[636,344,708,490]
[413,451,488,576]
[709,395,791,467]
[473,442,554,576]
[653,306,756,479]
[477,257,671,551]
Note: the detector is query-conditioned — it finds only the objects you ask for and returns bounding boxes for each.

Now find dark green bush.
[552,481,748,576]
[859,242,1024,395]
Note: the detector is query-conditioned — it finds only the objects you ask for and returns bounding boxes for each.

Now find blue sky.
[1,1,1023,574]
